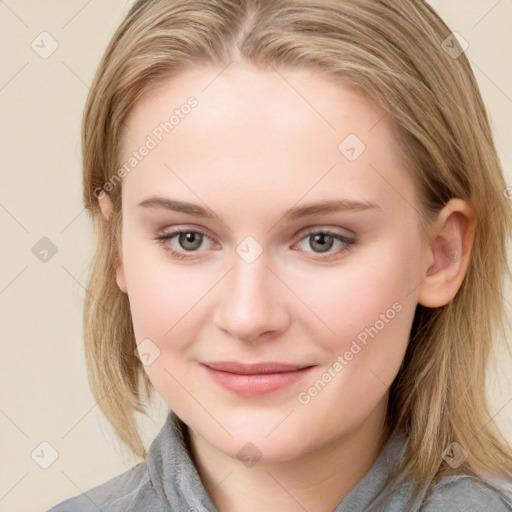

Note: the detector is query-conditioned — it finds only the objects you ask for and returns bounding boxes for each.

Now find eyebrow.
[137,196,382,221]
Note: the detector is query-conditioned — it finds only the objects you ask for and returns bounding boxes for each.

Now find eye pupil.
[310,233,333,253]
[179,232,202,250]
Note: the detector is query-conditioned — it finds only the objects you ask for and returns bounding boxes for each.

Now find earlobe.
[116,264,128,294]
[98,193,114,221]
[417,199,477,308]
[97,193,128,294]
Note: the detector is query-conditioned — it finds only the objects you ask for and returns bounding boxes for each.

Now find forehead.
[119,63,416,219]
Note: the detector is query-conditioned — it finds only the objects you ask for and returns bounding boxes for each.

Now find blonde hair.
[81,0,512,493]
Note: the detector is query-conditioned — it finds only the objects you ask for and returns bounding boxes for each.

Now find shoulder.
[45,461,165,512]
[420,474,512,512]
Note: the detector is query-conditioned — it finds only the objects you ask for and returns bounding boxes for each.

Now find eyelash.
[153,226,356,261]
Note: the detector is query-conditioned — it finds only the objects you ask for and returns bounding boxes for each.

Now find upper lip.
[201,361,313,374]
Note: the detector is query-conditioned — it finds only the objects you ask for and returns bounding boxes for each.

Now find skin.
[98,61,476,512]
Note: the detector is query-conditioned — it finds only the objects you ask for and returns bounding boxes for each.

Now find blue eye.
[153,228,356,260]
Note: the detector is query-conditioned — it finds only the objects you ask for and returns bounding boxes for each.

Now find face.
[110,62,430,462]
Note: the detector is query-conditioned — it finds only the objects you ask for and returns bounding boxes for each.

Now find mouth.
[200,361,316,396]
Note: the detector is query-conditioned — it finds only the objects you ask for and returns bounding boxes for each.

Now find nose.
[213,251,290,343]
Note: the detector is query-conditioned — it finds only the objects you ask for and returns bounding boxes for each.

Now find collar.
[145,411,430,511]
[146,411,219,511]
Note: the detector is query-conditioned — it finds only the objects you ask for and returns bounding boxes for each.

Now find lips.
[202,361,312,374]
[200,361,315,396]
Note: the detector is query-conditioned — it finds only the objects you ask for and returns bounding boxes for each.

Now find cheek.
[122,248,209,405]
[336,239,420,381]
[122,242,225,402]
[121,240,199,347]
[296,237,419,351]
[293,251,417,434]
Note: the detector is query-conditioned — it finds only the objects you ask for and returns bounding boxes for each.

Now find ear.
[417,198,477,308]
[98,193,128,294]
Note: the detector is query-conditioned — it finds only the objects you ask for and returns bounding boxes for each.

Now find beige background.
[0,1,511,511]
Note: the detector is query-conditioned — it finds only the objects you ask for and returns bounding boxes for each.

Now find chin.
[187,409,318,464]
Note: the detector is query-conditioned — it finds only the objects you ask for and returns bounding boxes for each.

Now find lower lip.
[202,365,314,396]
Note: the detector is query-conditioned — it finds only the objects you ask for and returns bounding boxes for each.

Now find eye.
[153,227,356,260]
[293,228,356,259]
[153,228,215,259]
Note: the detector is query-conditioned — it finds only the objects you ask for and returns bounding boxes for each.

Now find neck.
[187,398,391,512]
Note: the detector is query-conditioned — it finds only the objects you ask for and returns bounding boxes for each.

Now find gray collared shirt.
[46,411,512,511]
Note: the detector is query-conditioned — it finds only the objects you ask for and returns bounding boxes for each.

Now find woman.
[48,0,512,510]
